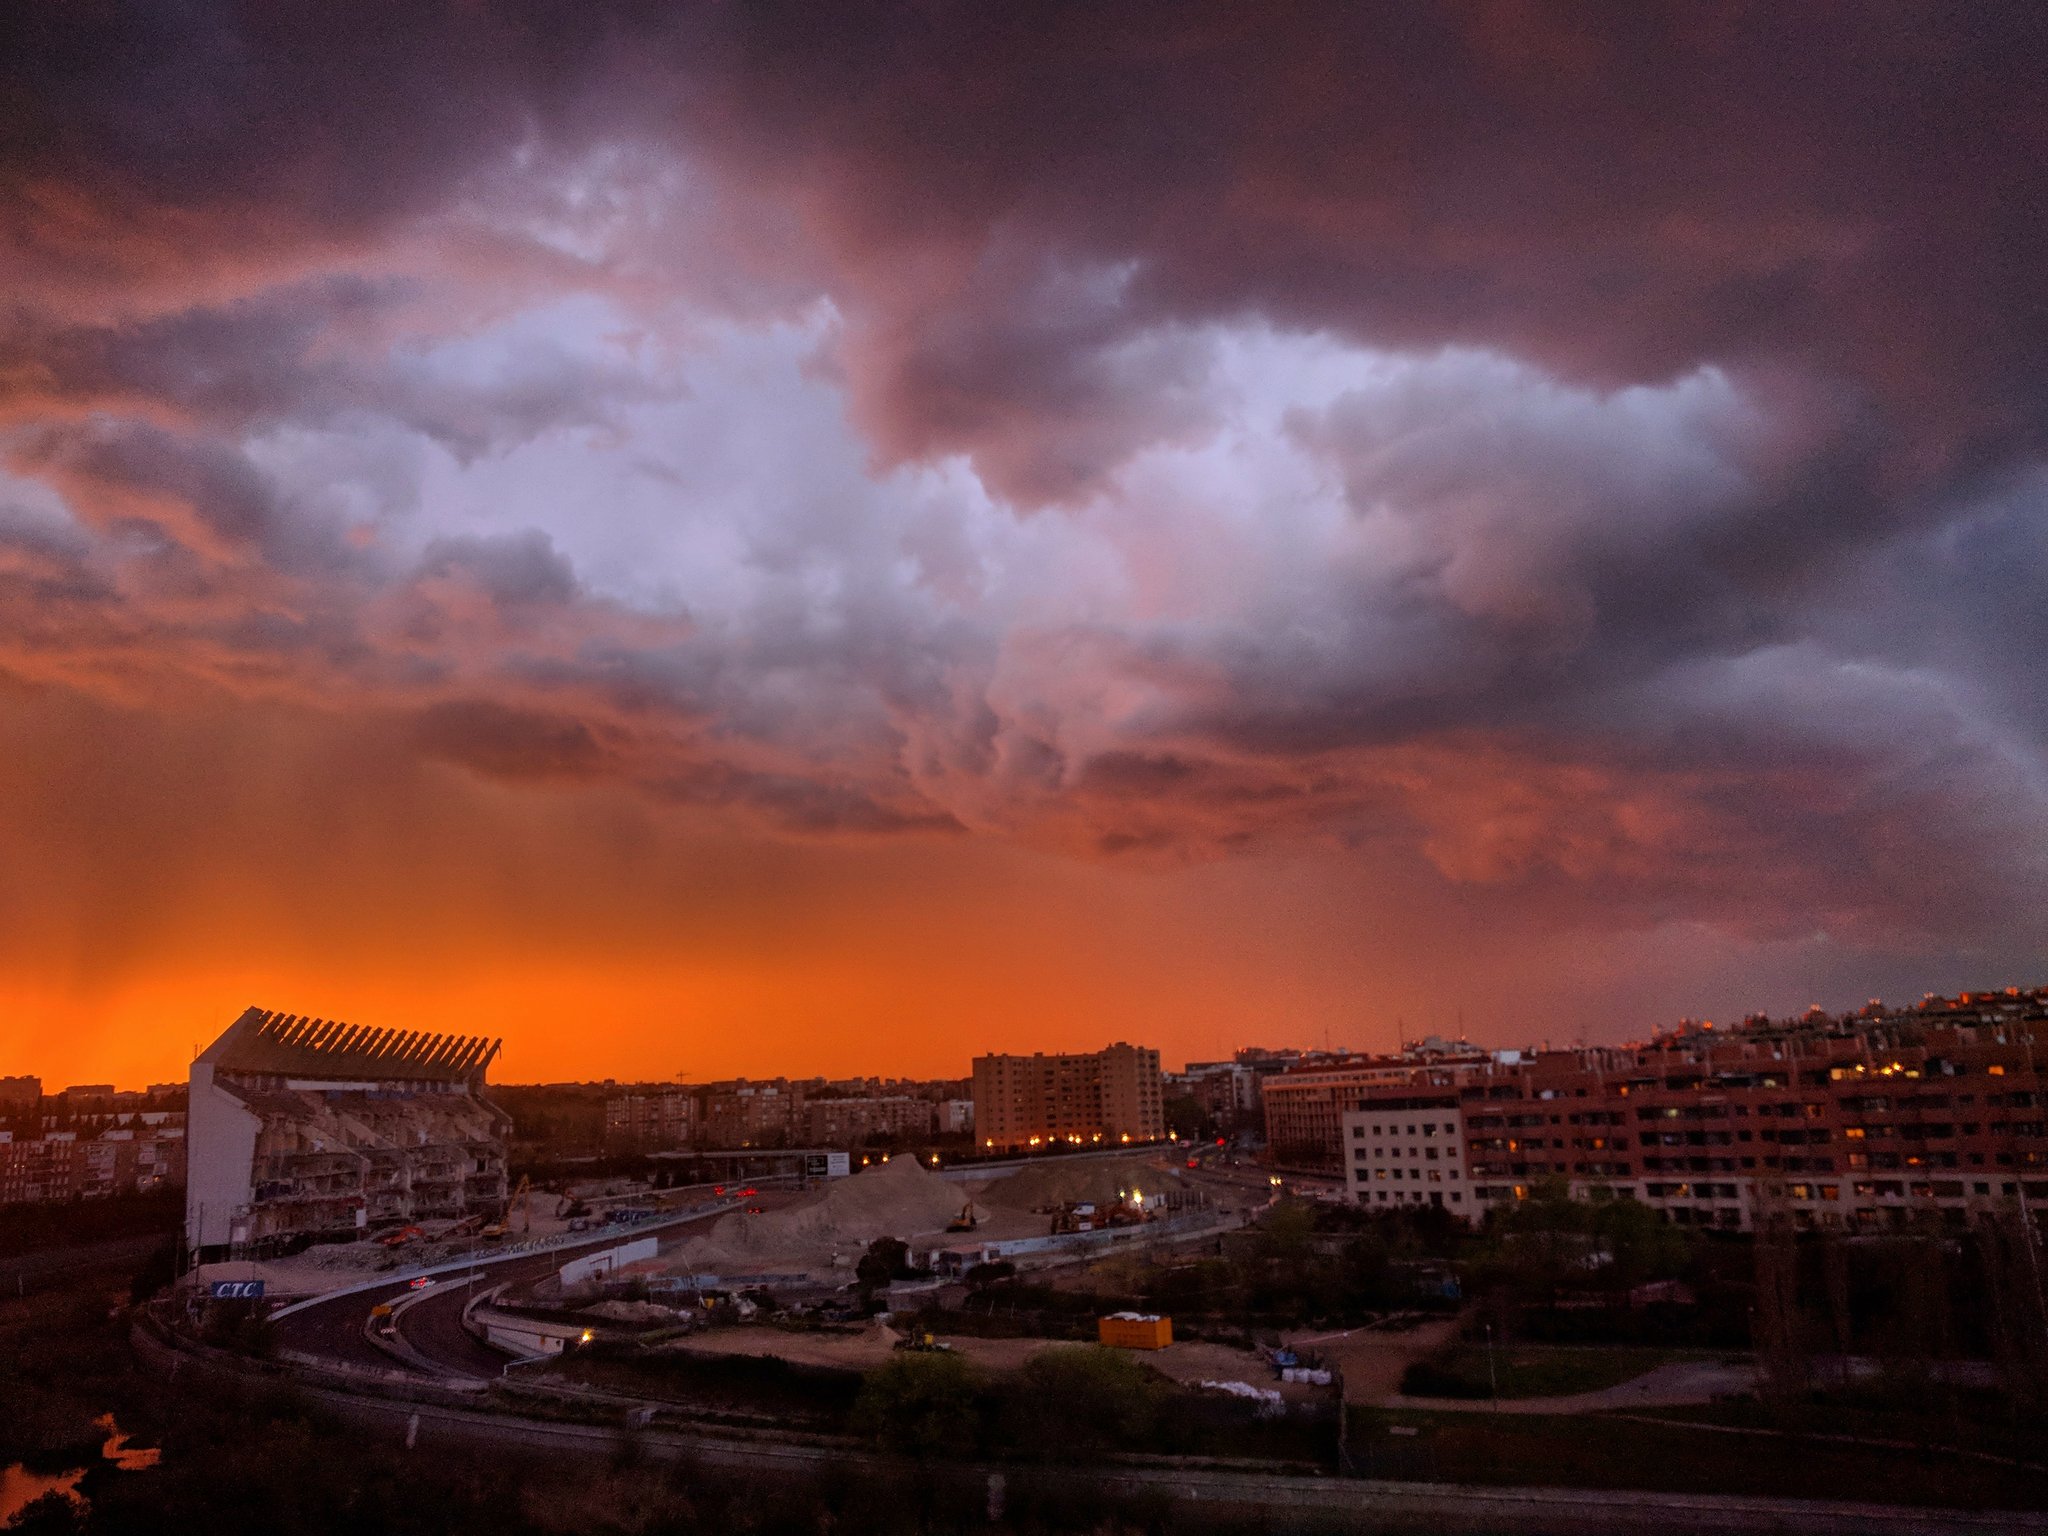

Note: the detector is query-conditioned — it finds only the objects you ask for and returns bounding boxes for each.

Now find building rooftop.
[199,1006,500,1085]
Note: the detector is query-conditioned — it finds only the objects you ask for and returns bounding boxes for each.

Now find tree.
[1975,1205,2048,1418]
[1589,1192,1691,1290]
[963,1260,1015,1290]
[1000,1346,1169,1455]
[856,1236,914,1307]
[851,1351,985,1458]
[1163,1093,1217,1142]
[1750,1183,1809,1401]
[1256,1199,1315,1262]
[4,1492,85,1536]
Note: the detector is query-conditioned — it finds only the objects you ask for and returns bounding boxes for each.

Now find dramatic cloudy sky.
[4,3,2045,1086]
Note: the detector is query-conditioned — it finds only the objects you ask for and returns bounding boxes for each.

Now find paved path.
[1387,1356,2006,1416]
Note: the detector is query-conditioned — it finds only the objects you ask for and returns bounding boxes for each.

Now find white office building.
[1342,1093,1472,1215]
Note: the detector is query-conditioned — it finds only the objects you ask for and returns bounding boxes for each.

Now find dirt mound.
[975,1153,1177,1213]
[673,1155,970,1274]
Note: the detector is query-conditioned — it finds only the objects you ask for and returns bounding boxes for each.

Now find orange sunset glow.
[4,5,2045,1090]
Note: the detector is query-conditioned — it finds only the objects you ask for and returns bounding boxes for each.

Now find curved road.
[274,1199,778,1378]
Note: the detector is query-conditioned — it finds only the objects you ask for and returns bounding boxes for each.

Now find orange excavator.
[945,1201,978,1233]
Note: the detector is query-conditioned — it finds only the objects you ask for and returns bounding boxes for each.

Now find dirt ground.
[1290,1315,1461,1404]
[669,1318,1316,1397]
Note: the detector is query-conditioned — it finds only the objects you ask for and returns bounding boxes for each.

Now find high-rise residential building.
[186,1006,509,1255]
[972,1043,1165,1152]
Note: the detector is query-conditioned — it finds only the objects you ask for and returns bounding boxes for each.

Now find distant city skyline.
[13,974,2042,1093]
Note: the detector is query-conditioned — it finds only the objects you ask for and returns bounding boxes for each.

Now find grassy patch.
[1402,1343,1697,1399]
[548,1346,862,1427]
[1350,1406,2048,1509]
[1637,1384,2048,1471]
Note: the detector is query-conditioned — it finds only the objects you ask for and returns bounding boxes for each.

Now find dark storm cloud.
[0,280,663,458]
[2,3,621,289]
[663,3,2048,501]
[11,417,285,552]
[10,5,2047,492]
[415,532,578,611]
[1,0,2045,951]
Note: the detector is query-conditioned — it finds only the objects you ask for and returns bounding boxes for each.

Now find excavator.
[482,1175,534,1239]
[944,1201,978,1233]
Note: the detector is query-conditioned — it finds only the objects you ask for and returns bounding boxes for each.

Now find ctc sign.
[209,1280,266,1300]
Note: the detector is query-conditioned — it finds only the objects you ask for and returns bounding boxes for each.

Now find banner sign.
[209,1279,266,1299]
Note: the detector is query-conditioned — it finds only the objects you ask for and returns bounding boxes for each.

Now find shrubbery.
[851,1343,1333,1464]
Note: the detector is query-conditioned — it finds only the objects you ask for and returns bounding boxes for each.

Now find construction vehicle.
[893,1331,953,1353]
[375,1225,422,1249]
[945,1202,978,1233]
[507,1174,533,1235]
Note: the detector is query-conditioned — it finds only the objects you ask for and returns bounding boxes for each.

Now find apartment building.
[803,1095,936,1147]
[1262,1044,1496,1173]
[603,1090,696,1151]
[1169,1060,1263,1133]
[0,1126,187,1204]
[937,1098,974,1136]
[186,1006,509,1254]
[972,1043,1165,1152]
[1346,989,2048,1232]
[0,1075,42,1111]
[697,1079,807,1149]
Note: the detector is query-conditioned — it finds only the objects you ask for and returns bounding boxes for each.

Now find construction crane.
[508,1174,533,1235]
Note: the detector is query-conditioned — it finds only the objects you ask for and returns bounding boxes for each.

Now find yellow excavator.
[945,1201,978,1233]
[483,1175,533,1239]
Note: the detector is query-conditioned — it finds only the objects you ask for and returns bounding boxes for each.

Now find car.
[745,1204,765,1214]
[407,1276,433,1290]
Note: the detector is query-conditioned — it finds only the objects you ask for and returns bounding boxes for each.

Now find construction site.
[443,1147,1331,1450]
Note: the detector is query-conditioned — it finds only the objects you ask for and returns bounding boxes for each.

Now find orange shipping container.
[1097,1312,1172,1350]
